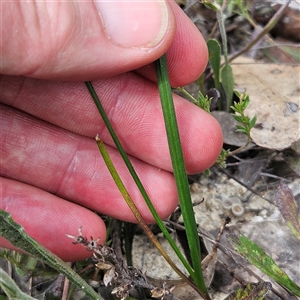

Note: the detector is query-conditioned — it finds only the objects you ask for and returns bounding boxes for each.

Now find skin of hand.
[0,1,223,261]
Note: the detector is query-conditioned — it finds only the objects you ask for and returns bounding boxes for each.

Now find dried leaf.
[274,182,300,240]
[95,261,113,271]
[103,266,116,286]
[201,246,217,287]
[111,284,130,300]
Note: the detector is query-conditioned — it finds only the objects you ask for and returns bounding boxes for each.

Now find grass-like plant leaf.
[95,136,201,293]
[207,39,221,93]
[0,209,103,300]
[154,55,210,299]
[221,63,234,112]
[85,82,198,286]
[0,268,37,300]
[227,234,300,296]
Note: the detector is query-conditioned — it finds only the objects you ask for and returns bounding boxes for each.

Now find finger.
[0,177,106,261]
[1,0,175,80]
[1,105,179,223]
[136,1,209,87]
[1,74,223,174]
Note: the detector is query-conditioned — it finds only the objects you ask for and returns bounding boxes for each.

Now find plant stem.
[85,81,197,285]
[229,0,292,62]
[155,55,211,300]
[95,136,202,294]
[175,87,198,104]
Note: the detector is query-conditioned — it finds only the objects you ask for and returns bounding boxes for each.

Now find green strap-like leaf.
[95,137,200,293]
[228,234,300,297]
[221,63,234,112]
[0,268,36,300]
[207,39,221,92]
[0,210,103,300]
[85,81,194,278]
[155,55,210,300]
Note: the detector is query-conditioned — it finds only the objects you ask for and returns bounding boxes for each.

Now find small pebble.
[252,216,264,222]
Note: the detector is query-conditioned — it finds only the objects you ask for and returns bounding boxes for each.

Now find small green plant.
[176,86,256,168]
[216,148,230,168]
[0,249,38,276]
[230,91,257,152]
[224,281,272,300]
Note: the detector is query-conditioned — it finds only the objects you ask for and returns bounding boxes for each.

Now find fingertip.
[135,1,208,87]
[1,178,106,261]
[95,0,171,48]
[190,113,223,173]
[139,170,179,223]
[2,1,176,80]
[174,97,223,174]
[166,1,209,87]
[59,211,106,261]
[187,115,223,174]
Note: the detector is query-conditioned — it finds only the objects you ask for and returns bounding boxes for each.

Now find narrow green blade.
[0,210,103,300]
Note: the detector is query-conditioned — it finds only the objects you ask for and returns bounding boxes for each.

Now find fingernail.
[94,0,169,48]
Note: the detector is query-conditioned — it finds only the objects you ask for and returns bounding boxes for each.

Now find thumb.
[1,1,175,80]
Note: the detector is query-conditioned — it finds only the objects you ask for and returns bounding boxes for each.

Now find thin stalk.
[217,9,228,64]
[229,0,292,62]
[95,136,202,294]
[154,55,210,299]
[84,82,194,277]
[175,87,198,104]
[227,135,251,157]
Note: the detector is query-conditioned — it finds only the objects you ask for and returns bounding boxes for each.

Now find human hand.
[0,1,223,261]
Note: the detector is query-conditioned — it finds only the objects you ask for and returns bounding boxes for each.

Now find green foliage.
[207,39,221,94]
[231,91,257,138]
[189,87,255,167]
[0,268,37,300]
[0,210,103,300]
[216,149,230,168]
[221,63,235,112]
[225,281,272,300]
[197,91,212,113]
[155,56,210,299]
[207,37,235,111]
[0,249,38,276]
[228,234,300,297]
[87,78,207,298]
[217,0,251,18]
[87,82,195,279]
